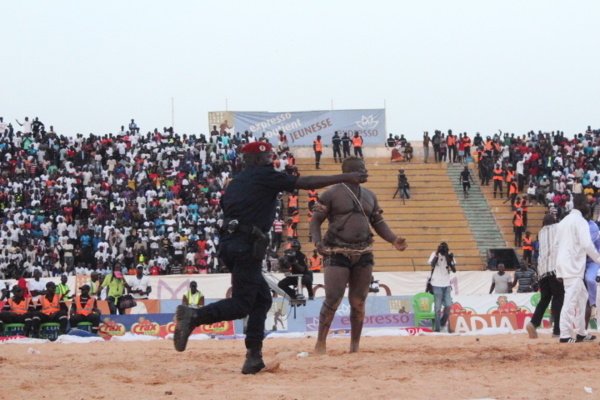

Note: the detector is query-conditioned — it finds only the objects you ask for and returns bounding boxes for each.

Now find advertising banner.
[209,109,386,145]
[97,314,235,340]
[446,293,548,333]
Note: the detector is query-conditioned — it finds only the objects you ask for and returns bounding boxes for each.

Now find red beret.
[242,141,272,153]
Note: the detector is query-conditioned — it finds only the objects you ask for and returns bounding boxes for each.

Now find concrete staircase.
[478,173,547,254]
[446,163,508,261]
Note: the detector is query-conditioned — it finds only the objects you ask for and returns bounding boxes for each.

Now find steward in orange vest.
[286,218,297,239]
[69,285,101,334]
[462,135,472,157]
[522,232,533,266]
[287,192,298,215]
[33,281,68,337]
[0,286,35,337]
[352,132,364,158]
[313,135,323,169]
[513,210,525,247]
[309,250,323,272]
[493,167,504,199]
[521,195,530,226]
[308,189,318,210]
[504,182,519,207]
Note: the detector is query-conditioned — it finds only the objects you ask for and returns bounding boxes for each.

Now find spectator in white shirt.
[556,194,600,343]
[128,265,152,300]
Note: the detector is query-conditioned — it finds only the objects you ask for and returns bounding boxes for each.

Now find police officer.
[173,140,366,374]
[331,131,342,163]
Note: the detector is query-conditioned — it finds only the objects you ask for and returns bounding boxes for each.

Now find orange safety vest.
[288,195,298,208]
[291,210,300,223]
[521,199,529,212]
[8,298,31,315]
[505,170,515,182]
[509,183,518,195]
[493,169,504,180]
[39,294,61,315]
[485,140,493,151]
[352,137,362,147]
[522,237,533,251]
[308,190,318,202]
[447,136,456,146]
[513,213,523,227]
[309,256,323,272]
[313,140,322,152]
[287,225,295,237]
[75,296,96,316]
[463,137,471,146]
[514,199,523,209]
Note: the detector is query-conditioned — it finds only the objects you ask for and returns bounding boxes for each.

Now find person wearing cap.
[0,286,36,337]
[128,265,151,300]
[173,140,367,375]
[70,284,101,333]
[182,281,204,308]
[98,266,130,315]
[33,281,69,337]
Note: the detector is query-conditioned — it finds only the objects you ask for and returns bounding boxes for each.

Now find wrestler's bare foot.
[314,343,327,355]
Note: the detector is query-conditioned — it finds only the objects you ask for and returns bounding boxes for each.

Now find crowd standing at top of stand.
[0,116,306,281]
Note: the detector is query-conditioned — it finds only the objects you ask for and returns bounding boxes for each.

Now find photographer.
[396,169,410,200]
[277,240,314,300]
[428,242,457,332]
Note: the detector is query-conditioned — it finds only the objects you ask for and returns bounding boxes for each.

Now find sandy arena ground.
[1,332,599,400]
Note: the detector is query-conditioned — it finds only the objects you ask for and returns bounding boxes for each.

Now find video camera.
[283,249,298,261]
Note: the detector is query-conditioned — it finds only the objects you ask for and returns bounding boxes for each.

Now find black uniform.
[341,134,352,158]
[332,134,342,161]
[206,165,297,350]
[278,249,314,300]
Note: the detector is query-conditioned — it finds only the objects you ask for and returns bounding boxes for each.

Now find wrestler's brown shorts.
[324,253,374,269]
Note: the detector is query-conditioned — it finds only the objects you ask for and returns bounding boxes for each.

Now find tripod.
[392,185,406,205]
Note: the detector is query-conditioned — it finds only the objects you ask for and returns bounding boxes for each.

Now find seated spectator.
[32,281,68,337]
[69,284,101,334]
[0,286,36,337]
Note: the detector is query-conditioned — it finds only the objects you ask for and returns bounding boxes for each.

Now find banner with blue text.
[209,109,386,145]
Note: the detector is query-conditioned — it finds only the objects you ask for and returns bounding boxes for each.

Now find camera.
[437,243,449,256]
[284,249,297,258]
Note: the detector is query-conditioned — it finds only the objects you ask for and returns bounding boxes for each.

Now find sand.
[1,333,598,400]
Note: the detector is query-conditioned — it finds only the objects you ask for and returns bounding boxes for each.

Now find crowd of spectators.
[474,126,600,222]
[0,116,299,280]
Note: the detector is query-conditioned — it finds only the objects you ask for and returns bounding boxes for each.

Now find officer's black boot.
[174,306,213,352]
[241,344,266,375]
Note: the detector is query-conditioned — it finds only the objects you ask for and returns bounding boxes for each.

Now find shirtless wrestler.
[310,156,407,354]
